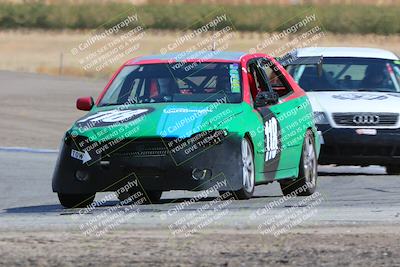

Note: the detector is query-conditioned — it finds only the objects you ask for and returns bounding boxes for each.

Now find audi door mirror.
[255,91,279,108]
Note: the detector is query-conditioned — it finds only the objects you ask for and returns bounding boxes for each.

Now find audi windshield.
[98,62,242,106]
[287,57,400,93]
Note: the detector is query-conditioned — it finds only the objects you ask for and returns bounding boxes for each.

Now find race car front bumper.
[52,133,244,194]
[317,124,400,165]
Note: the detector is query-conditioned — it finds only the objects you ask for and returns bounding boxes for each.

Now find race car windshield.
[98,63,242,106]
[287,57,400,93]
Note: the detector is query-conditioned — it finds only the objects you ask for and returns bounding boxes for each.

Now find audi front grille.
[332,113,399,127]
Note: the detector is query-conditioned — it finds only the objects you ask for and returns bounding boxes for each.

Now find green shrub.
[0,3,399,34]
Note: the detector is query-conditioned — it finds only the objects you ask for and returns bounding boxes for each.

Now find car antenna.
[212,24,216,51]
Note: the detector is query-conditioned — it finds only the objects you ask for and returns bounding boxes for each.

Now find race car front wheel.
[280,130,317,196]
[144,191,163,203]
[386,165,400,175]
[227,137,255,200]
[58,193,95,208]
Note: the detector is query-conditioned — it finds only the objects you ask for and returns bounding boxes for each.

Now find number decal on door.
[265,117,278,161]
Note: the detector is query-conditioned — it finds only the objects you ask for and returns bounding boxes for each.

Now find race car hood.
[70,102,244,142]
[306,91,400,113]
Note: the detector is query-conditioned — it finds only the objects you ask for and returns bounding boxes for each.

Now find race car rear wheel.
[280,130,317,196]
[228,137,255,200]
[386,165,400,175]
[58,193,95,208]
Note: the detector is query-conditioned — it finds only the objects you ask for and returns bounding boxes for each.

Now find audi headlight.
[314,112,329,125]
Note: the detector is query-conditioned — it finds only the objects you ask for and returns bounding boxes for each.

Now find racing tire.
[280,130,317,196]
[117,191,132,202]
[144,190,163,203]
[226,137,255,200]
[58,193,95,208]
[386,165,400,175]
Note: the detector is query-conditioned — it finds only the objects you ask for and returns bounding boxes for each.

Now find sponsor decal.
[229,63,241,93]
[265,117,279,161]
[255,108,282,175]
[71,149,92,163]
[332,93,388,101]
[76,108,153,128]
[163,107,210,114]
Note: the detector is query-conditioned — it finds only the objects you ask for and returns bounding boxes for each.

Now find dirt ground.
[0,225,399,267]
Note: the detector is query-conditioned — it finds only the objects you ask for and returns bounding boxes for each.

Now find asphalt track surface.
[1,150,399,231]
[0,70,104,148]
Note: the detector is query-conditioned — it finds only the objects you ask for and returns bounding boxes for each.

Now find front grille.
[111,139,170,157]
[333,113,399,127]
[110,131,227,158]
[70,130,227,159]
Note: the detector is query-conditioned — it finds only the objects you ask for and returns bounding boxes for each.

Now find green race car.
[52,51,320,208]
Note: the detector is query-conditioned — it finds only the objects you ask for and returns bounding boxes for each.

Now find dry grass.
[0,30,399,78]
[1,0,399,5]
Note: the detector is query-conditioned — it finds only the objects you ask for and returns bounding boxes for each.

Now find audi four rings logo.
[353,114,380,124]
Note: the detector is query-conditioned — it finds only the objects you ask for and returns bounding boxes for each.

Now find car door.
[247,59,282,180]
[258,58,304,173]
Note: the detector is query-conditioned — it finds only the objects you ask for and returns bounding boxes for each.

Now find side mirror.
[255,91,279,107]
[76,96,94,111]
